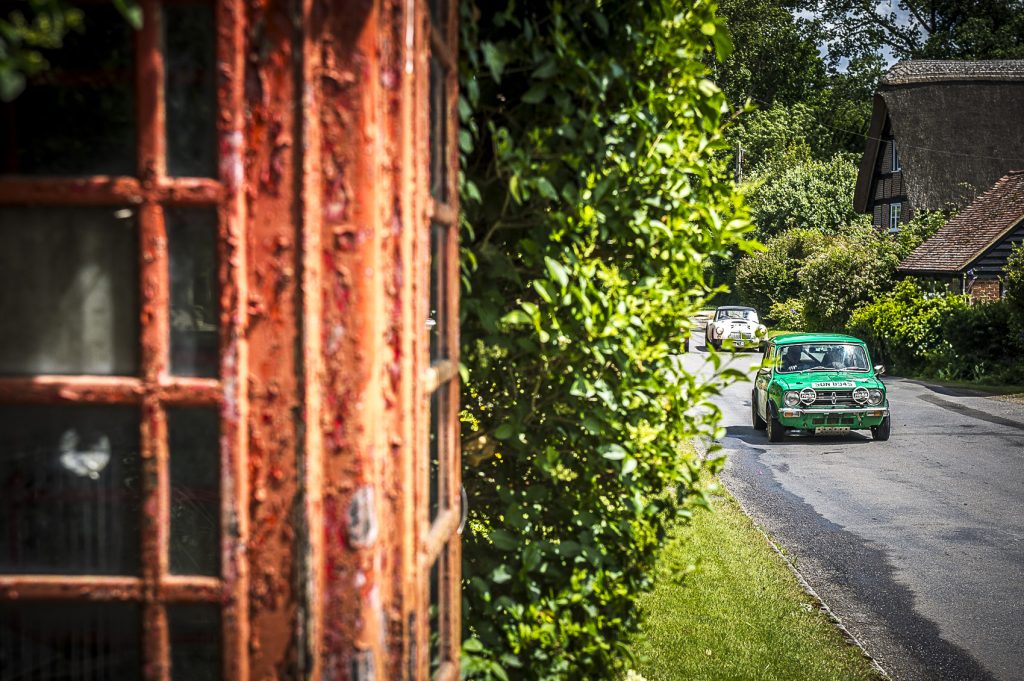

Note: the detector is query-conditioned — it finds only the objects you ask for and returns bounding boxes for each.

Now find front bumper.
[776,405,889,430]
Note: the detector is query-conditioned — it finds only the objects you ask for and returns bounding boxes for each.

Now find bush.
[745,153,870,236]
[1004,242,1024,338]
[799,226,901,331]
[734,228,825,320]
[847,279,968,374]
[459,1,754,678]
[767,298,804,331]
[941,300,1024,381]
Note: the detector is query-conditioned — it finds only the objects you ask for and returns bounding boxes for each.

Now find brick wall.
[970,279,1002,303]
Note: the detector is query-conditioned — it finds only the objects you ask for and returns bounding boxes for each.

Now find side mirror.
[873,364,886,376]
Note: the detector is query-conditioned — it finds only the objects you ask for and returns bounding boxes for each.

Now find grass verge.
[628,485,883,681]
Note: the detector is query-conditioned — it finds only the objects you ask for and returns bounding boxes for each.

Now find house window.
[891,141,901,173]
[889,202,902,233]
[0,1,240,678]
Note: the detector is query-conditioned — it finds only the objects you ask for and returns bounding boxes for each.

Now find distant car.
[704,306,766,351]
[751,333,890,442]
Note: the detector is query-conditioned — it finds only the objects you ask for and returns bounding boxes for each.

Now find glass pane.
[0,601,141,680]
[168,408,219,576]
[429,0,447,33]
[428,223,447,361]
[429,388,447,522]
[0,4,135,175]
[163,2,217,177]
[0,406,140,575]
[428,550,448,676]
[429,57,448,202]
[0,206,138,376]
[169,604,221,681]
[168,208,219,377]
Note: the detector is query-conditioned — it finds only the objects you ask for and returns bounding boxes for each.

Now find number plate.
[814,426,850,435]
[812,381,856,389]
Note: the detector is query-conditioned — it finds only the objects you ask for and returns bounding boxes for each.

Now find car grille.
[728,332,755,339]
[811,414,856,425]
[811,390,858,406]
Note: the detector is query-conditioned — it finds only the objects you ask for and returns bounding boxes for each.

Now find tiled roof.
[900,171,1024,272]
[882,60,1024,86]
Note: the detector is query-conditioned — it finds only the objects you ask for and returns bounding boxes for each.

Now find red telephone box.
[0,0,460,678]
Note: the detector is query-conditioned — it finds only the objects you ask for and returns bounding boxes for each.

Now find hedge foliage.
[734,211,945,330]
[847,279,968,374]
[458,1,755,677]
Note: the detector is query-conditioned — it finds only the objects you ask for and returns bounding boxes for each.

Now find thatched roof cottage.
[854,60,1024,232]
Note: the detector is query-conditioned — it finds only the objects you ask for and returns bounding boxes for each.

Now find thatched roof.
[899,171,1024,273]
[854,60,1024,214]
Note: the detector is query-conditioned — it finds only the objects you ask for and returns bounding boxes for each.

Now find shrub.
[745,153,870,236]
[734,228,825,320]
[799,226,901,331]
[767,298,804,331]
[459,1,754,678]
[941,300,1024,380]
[1004,243,1024,339]
[847,279,968,374]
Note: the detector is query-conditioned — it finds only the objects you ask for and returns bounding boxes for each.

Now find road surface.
[685,329,1024,680]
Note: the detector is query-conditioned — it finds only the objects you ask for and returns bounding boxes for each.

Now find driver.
[780,346,802,371]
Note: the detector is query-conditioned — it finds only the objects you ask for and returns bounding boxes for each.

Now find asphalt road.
[684,330,1024,681]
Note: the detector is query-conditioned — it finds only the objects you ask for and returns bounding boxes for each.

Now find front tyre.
[872,415,891,441]
[752,391,766,431]
[767,406,786,442]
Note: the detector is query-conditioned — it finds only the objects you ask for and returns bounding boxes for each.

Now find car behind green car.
[751,333,890,442]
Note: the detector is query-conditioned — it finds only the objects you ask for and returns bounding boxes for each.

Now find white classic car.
[704,306,766,351]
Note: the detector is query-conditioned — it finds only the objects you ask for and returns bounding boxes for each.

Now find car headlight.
[799,388,816,405]
[853,387,869,404]
[756,325,767,337]
[714,323,726,334]
[784,391,800,407]
[868,389,884,405]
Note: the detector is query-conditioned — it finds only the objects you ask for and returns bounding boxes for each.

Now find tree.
[734,228,826,320]
[459,0,755,677]
[712,0,827,107]
[802,0,1024,65]
[0,0,140,101]
[745,152,869,236]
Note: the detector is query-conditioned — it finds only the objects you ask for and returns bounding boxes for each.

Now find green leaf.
[531,59,558,79]
[490,564,513,584]
[491,529,517,550]
[536,177,558,200]
[481,41,507,83]
[521,83,548,104]
[544,256,569,288]
[599,444,627,460]
[501,310,532,326]
[494,423,516,440]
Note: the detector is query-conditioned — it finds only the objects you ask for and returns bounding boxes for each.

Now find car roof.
[715,305,757,311]
[771,332,866,345]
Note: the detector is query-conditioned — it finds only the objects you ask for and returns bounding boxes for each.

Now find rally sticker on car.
[811,381,856,389]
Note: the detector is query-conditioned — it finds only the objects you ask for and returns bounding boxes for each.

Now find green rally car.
[751,333,891,442]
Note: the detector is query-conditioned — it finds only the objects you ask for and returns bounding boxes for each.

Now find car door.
[755,342,775,420]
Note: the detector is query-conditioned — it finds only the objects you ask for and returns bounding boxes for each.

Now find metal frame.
[0,0,247,678]
[0,0,460,677]
[420,0,461,678]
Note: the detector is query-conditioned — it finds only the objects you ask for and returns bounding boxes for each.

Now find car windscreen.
[717,309,758,322]
[776,343,869,373]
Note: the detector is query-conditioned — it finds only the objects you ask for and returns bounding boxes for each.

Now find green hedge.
[846,279,967,374]
[458,0,754,678]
